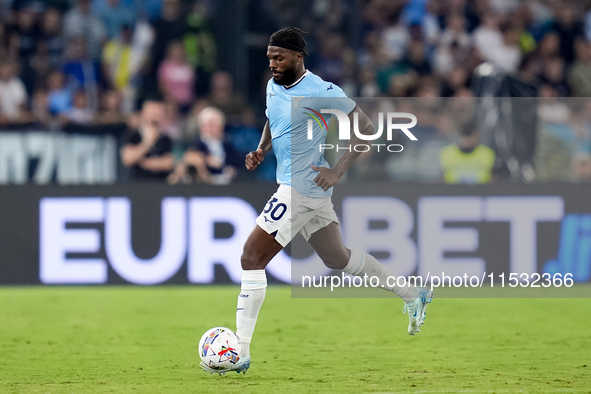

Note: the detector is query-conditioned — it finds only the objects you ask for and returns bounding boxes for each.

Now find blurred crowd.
[0,0,591,184]
[250,0,591,99]
[0,0,267,184]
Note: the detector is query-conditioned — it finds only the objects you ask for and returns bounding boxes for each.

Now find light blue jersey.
[265,70,356,198]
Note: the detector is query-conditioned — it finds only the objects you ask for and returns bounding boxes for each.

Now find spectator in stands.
[7,3,40,62]
[207,71,246,126]
[30,40,52,88]
[141,0,163,21]
[387,72,418,97]
[550,1,584,65]
[111,20,153,113]
[448,87,476,134]
[535,88,575,181]
[495,22,522,73]
[540,56,570,97]
[585,4,591,42]
[569,100,591,154]
[573,152,591,182]
[415,81,441,98]
[316,32,348,86]
[38,7,64,69]
[381,8,410,62]
[47,69,71,115]
[29,87,53,127]
[538,85,570,121]
[568,40,591,97]
[92,0,135,40]
[398,39,432,77]
[157,41,195,111]
[94,89,126,125]
[120,100,174,181]
[63,0,106,60]
[441,67,469,97]
[358,66,380,97]
[511,4,536,56]
[472,13,503,64]
[0,59,28,124]
[102,24,135,92]
[225,107,261,158]
[169,106,238,185]
[160,98,183,141]
[517,54,541,86]
[7,3,42,93]
[439,119,496,184]
[149,0,184,77]
[62,36,101,110]
[433,14,472,75]
[183,1,217,95]
[61,89,94,124]
[183,98,211,142]
[439,13,471,50]
[411,0,441,53]
[358,32,391,70]
[129,16,155,74]
[535,31,561,63]
[0,23,6,57]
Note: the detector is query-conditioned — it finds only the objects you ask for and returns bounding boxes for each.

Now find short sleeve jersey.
[265,70,356,198]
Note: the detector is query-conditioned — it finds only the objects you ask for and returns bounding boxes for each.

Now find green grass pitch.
[0,286,590,393]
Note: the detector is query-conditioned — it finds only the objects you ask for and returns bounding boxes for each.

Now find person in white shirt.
[0,60,27,124]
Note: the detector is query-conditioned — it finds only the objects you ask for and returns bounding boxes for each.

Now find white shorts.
[255,185,340,247]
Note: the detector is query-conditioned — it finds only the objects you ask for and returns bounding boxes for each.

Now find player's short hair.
[269,27,309,56]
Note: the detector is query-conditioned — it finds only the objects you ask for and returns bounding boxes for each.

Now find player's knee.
[321,256,347,270]
[319,248,350,270]
[241,253,265,270]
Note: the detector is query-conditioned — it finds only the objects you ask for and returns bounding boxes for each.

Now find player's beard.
[273,67,297,86]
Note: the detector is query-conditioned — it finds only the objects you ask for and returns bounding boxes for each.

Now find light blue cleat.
[403,287,433,335]
[201,356,251,375]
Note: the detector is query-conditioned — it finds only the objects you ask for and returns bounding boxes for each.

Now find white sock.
[236,269,266,358]
[342,249,415,303]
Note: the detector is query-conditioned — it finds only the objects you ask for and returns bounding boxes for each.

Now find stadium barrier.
[0,183,589,285]
[0,125,125,185]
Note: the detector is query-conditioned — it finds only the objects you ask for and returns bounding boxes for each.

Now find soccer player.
[201,27,433,375]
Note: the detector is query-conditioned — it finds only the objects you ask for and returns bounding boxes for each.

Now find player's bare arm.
[312,106,374,191]
[245,120,272,170]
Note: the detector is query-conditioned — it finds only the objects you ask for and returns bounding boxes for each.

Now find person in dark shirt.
[120,100,174,181]
[7,5,41,62]
[551,3,585,65]
[7,4,42,93]
[149,0,185,78]
[62,36,101,90]
[39,7,65,69]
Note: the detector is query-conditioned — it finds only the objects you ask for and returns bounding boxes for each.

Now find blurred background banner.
[0,183,589,286]
[0,129,120,184]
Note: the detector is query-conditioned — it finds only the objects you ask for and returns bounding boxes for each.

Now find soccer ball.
[198,327,242,370]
